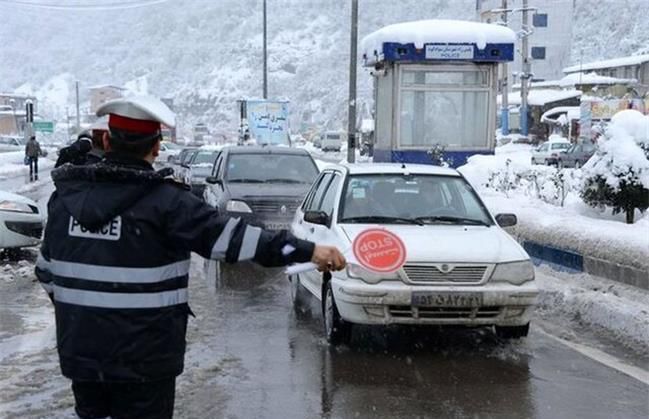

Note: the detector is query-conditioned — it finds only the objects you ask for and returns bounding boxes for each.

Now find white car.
[531,137,571,165]
[290,163,538,344]
[0,190,45,250]
[321,131,344,152]
[157,141,183,163]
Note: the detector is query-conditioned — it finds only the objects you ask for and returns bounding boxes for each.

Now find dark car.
[176,147,198,167]
[556,143,597,168]
[204,146,320,229]
[203,146,320,284]
[187,149,220,198]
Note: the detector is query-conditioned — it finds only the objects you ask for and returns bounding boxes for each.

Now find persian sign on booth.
[352,229,407,273]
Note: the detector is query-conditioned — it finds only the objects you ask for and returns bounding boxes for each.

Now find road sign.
[352,228,406,273]
[33,121,54,133]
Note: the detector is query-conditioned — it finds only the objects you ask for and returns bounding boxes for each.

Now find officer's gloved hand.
[311,245,346,272]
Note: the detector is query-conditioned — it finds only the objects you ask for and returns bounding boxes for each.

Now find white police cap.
[96,95,176,135]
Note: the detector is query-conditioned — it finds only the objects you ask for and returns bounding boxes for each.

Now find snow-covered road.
[0,254,647,418]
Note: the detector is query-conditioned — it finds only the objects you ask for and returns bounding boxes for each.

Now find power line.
[0,0,171,10]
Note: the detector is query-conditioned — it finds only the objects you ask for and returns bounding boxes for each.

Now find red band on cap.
[109,114,160,134]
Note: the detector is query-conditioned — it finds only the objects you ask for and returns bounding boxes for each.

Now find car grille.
[403,264,488,284]
[247,199,301,216]
[5,221,43,239]
[389,306,502,319]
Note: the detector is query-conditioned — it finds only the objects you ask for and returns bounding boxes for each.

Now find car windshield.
[339,174,493,225]
[326,134,340,140]
[551,143,570,150]
[226,153,318,183]
[191,151,218,166]
[164,142,181,150]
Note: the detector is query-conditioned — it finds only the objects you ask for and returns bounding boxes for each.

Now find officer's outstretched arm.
[35,217,54,302]
[166,190,316,267]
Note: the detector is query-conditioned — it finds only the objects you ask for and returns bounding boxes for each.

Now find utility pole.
[346,0,358,163]
[500,0,509,135]
[520,0,530,137]
[262,0,268,99]
[75,81,80,133]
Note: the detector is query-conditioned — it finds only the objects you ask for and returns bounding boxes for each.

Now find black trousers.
[28,157,38,177]
[72,378,176,419]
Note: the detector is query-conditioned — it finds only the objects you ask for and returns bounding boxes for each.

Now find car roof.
[222,146,310,155]
[325,163,461,176]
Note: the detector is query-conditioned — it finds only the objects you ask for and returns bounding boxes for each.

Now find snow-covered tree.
[581,110,649,224]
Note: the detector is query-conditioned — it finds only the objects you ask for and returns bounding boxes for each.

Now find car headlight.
[490,261,535,285]
[226,200,253,213]
[0,200,33,213]
[346,263,399,284]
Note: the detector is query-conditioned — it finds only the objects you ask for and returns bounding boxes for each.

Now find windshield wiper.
[227,178,264,183]
[264,178,303,184]
[415,216,491,226]
[339,215,424,226]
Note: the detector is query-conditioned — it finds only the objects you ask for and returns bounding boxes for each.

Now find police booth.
[361,20,515,167]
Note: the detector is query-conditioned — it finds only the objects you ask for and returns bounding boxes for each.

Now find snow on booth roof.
[361,19,516,65]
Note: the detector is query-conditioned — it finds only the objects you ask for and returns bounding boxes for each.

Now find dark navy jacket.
[36,154,314,382]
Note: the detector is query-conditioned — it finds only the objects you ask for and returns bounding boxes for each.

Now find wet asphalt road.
[0,255,647,419]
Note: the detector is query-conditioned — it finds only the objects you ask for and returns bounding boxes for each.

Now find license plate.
[265,223,290,231]
[411,292,483,307]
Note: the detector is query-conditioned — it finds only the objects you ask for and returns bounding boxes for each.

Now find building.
[481,0,574,82]
[0,93,36,136]
[0,93,37,113]
[563,54,649,95]
[88,85,125,113]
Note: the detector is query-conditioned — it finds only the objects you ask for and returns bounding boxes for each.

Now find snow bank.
[535,266,649,354]
[458,143,649,273]
[361,19,515,59]
[0,152,55,184]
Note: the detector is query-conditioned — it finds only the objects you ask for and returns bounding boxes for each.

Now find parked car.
[187,149,220,198]
[0,190,44,252]
[204,146,320,282]
[321,131,343,152]
[289,163,538,344]
[531,137,571,165]
[312,134,322,149]
[555,143,597,168]
[158,141,183,163]
[0,136,25,153]
[175,147,198,167]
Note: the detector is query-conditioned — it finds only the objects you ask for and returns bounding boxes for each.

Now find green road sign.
[33,121,54,133]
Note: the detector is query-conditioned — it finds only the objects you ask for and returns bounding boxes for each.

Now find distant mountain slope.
[0,0,645,135]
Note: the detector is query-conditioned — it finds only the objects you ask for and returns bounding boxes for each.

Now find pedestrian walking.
[35,95,345,419]
[25,135,42,181]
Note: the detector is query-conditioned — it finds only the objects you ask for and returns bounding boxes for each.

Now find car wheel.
[574,161,582,169]
[323,281,351,345]
[289,274,307,313]
[531,158,536,165]
[557,160,564,169]
[495,323,530,339]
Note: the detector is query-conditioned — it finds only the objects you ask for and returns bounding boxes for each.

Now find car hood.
[226,182,312,199]
[339,224,528,263]
[0,190,37,206]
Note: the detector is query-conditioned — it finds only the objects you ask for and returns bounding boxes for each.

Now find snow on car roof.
[331,163,460,176]
[361,19,515,58]
[498,89,582,106]
[563,54,649,74]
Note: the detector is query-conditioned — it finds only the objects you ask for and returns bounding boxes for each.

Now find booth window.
[533,13,548,27]
[398,68,490,149]
[531,47,546,60]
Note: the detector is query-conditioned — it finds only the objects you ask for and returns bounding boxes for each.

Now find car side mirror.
[205,176,221,185]
[495,213,517,227]
[304,210,330,226]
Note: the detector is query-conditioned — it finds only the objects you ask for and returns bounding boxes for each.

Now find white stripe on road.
[536,327,649,385]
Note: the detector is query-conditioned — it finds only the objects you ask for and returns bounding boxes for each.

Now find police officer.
[36,95,345,419]
[55,117,107,167]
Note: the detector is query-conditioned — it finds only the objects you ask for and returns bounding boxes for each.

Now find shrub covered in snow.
[581,110,649,224]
